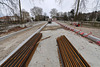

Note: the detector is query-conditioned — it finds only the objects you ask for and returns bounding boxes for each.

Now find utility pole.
[19,0,22,23]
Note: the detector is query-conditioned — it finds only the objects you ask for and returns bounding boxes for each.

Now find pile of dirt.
[8,26,26,32]
[0,26,27,36]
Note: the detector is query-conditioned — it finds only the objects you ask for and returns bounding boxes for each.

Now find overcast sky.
[21,0,95,16]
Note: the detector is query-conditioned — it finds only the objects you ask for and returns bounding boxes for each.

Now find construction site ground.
[29,22,100,67]
[0,21,100,67]
[60,21,100,38]
[0,22,45,61]
[0,21,43,37]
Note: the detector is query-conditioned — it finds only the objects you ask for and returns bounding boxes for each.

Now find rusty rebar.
[57,35,90,67]
[1,33,42,67]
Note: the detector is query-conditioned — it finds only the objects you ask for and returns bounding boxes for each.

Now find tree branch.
[0,2,14,14]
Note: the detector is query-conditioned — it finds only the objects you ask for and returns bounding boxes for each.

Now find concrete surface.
[28,22,61,67]
[29,22,100,67]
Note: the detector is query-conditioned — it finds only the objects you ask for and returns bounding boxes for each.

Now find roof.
[0,16,10,19]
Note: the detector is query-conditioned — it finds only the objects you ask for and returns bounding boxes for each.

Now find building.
[0,15,19,23]
[0,16,10,22]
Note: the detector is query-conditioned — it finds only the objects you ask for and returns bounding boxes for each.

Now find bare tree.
[92,0,100,21]
[93,0,100,11]
[50,8,58,17]
[30,6,43,21]
[19,0,22,23]
[57,12,64,17]
[21,9,30,22]
[74,0,88,16]
[55,0,63,4]
[30,6,43,17]
[43,12,47,16]
[0,0,19,15]
[73,0,88,21]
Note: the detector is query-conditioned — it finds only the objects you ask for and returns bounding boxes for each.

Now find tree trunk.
[19,0,22,23]
[74,0,80,21]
